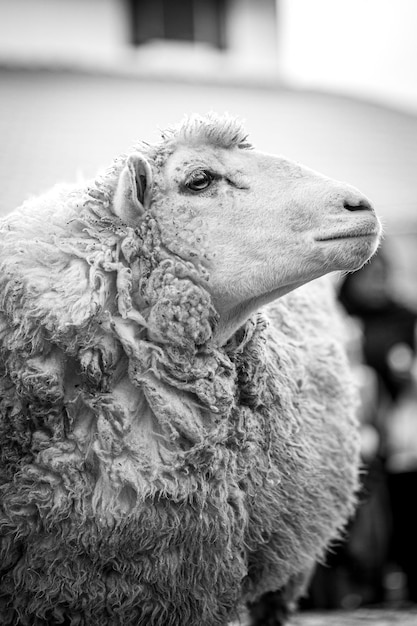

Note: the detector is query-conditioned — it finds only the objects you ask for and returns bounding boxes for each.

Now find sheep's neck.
[213,280,306,346]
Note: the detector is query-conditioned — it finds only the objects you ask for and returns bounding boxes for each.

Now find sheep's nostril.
[343,198,373,212]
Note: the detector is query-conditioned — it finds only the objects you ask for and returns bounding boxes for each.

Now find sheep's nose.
[343,195,373,212]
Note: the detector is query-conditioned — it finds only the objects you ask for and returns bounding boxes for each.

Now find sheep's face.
[115,130,381,343]
[145,142,381,342]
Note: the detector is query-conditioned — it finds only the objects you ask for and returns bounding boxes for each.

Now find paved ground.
[292,608,417,625]
[231,607,417,625]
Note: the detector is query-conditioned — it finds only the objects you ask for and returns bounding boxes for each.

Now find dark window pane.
[163,0,194,42]
[126,0,164,45]
[126,0,227,48]
[194,0,226,49]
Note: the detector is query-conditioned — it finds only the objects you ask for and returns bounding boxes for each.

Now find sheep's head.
[114,113,381,343]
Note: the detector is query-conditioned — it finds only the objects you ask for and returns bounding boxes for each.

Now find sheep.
[0,112,381,626]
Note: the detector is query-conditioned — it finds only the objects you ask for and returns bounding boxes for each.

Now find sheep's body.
[0,114,380,625]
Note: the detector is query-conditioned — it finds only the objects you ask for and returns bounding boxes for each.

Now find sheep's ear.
[113,153,153,224]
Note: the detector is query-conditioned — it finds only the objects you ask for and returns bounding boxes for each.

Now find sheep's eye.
[185,170,214,192]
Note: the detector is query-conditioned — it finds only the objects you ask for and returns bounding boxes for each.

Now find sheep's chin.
[315,232,381,273]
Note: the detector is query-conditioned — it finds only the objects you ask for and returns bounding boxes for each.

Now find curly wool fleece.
[0,115,360,625]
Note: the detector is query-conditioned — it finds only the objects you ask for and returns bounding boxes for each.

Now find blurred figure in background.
[339,249,416,403]
[303,245,417,610]
[384,354,417,604]
[338,246,417,606]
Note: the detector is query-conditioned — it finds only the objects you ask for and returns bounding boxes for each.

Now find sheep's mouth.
[315,230,380,242]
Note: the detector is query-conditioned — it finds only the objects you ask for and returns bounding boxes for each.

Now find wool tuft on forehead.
[161,112,252,150]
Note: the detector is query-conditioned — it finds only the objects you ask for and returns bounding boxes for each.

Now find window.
[126,0,226,49]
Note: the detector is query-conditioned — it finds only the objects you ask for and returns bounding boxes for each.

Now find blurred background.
[1,0,417,618]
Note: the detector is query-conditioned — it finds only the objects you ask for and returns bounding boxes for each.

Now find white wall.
[227,0,278,72]
[0,0,279,78]
[0,0,126,63]
[278,0,417,112]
